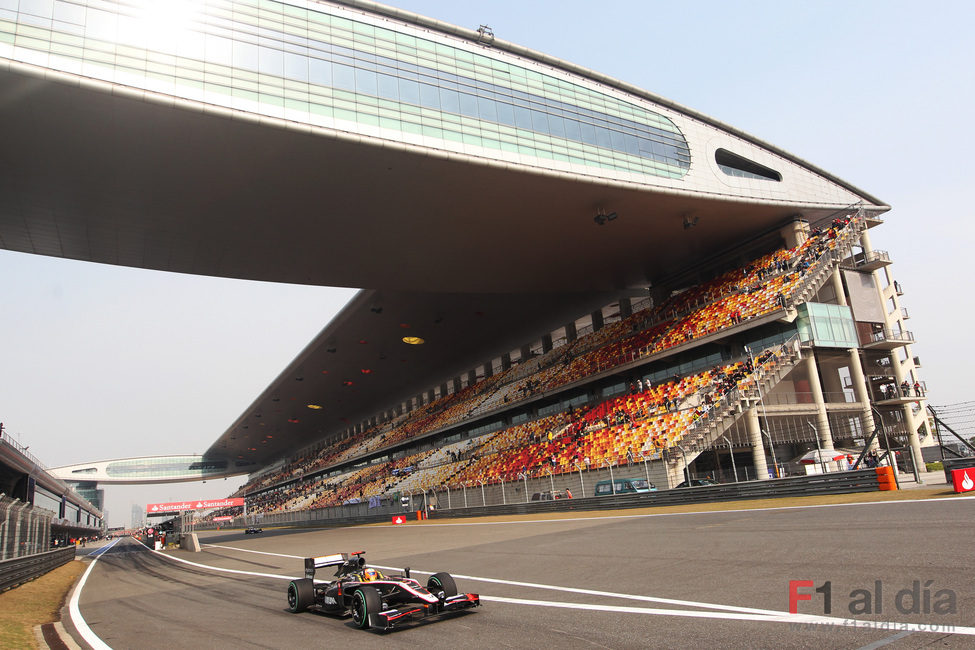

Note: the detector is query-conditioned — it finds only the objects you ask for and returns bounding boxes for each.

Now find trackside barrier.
[427,469,881,520]
[942,457,975,484]
[875,466,897,491]
[0,546,76,593]
[200,470,881,531]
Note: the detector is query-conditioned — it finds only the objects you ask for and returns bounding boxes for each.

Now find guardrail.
[0,546,75,593]
[205,470,880,531]
[428,469,880,519]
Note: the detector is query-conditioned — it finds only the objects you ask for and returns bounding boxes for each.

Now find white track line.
[201,544,303,559]
[68,538,121,650]
[203,544,788,616]
[177,543,975,636]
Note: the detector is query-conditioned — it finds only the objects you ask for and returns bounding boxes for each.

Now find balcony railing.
[894,280,904,296]
[865,327,914,348]
[901,307,910,320]
[852,249,891,271]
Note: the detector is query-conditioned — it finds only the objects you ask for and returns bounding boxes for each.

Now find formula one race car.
[286,551,479,630]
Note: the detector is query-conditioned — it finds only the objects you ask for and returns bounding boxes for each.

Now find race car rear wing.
[304,551,364,580]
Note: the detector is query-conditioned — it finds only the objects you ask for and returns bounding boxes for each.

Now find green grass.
[0,559,86,649]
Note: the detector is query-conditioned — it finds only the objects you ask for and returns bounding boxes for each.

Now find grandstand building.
[0,1,928,512]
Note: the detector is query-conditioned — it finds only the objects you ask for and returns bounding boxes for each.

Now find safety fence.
[0,546,75,593]
[199,469,880,531]
[0,494,54,560]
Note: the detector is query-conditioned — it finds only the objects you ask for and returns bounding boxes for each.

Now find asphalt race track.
[69,497,975,649]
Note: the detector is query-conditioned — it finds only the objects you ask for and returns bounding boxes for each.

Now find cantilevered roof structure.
[0,0,888,471]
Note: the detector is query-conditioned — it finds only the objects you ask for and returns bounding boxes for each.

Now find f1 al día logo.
[789,579,956,615]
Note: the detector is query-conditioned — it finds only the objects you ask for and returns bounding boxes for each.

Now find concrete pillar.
[804,353,834,451]
[832,270,847,306]
[591,310,604,332]
[781,219,809,249]
[846,349,875,440]
[482,362,493,378]
[565,322,577,343]
[745,407,769,480]
[859,229,874,255]
[541,333,553,353]
[467,370,477,386]
[619,298,633,319]
[501,353,512,371]
[452,377,462,393]
[520,345,532,362]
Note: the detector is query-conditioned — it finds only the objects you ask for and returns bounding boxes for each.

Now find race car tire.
[427,572,458,598]
[287,578,314,613]
[352,586,381,629]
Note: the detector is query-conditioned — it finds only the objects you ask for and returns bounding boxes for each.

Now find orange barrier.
[875,465,897,491]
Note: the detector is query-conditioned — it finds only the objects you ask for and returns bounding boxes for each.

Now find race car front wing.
[374,593,480,629]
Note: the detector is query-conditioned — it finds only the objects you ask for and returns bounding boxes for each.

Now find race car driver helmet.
[362,567,383,581]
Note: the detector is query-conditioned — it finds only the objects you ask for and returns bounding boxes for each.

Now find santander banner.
[146,497,245,513]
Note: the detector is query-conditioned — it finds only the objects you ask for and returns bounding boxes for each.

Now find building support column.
[832,270,847,306]
[805,352,834,451]
[846,348,875,442]
[619,297,633,319]
[565,322,577,343]
[591,309,604,332]
[745,407,769,480]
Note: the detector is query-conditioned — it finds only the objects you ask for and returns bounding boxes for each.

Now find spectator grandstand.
[228,210,927,517]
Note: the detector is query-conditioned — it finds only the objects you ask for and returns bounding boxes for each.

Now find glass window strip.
[6,1,690,177]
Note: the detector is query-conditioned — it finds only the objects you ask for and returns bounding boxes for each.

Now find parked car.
[674,478,719,488]
[593,478,656,496]
[530,490,566,501]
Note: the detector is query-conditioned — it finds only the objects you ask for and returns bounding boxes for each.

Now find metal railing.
[852,249,891,268]
[867,327,915,345]
[0,495,54,560]
[0,546,74,593]
[203,470,882,530]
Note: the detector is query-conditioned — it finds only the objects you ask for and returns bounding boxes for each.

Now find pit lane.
[67,496,975,649]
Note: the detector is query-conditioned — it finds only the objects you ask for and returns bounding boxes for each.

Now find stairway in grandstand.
[663,337,803,484]
[661,217,866,483]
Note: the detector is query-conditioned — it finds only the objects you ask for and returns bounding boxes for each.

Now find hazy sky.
[1,0,972,527]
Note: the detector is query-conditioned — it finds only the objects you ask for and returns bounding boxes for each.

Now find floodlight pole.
[677,445,690,485]
[721,436,738,482]
[575,463,585,497]
[762,429,778,478]
[807,420,827,475]
[871,407,901,489]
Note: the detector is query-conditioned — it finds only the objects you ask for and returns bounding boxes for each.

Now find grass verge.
[0,558,86,649]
